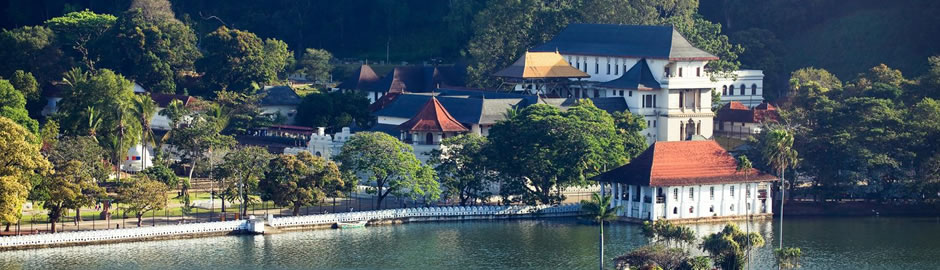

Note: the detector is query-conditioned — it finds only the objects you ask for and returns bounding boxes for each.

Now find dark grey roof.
[375,92,627,125]
[531,24,718,60]
[369,123,401,138]
[260,86,302,106]
[336,64,380,90]
[596,59,662,90]
[367,65,466,93]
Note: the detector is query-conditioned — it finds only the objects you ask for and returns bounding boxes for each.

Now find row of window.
[672,186,751,200]
[673,203,749,215]
[722,84,759,96]
[667,67,702,78]
[642,94,656,108]
[568,56,705,78]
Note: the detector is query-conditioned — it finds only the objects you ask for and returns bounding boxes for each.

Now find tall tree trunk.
[4,223,10,232]
[186,159,196,202]
[51,219,57,233]
[74,208,81,225]
[293,205,301,216]
[221,197,227,212]
[137,214,143,227]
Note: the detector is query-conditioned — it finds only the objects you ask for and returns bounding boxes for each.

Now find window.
[673,188,678,200]
[722,85,727,96]
[664,67,670,77]
[730,186,735,197]
[746,186,751,198]
[647,120,651,127]
[747,203,751,211]
[653,120,657,127]
[643,95,654,108]
[679,67,683,77]
[615,63,620,75]
[575,57,580,69]
[653,95,657,107]
[619,90,624,96]
[740,84,746,95]
[607,62,611,75]
[709,206,714,212]
[689,188,694,199]
[689,207,694,213]
[629,91,633,97]
[595,58,599,74]
[751,84,757,95]
[696,67,701,77]
[634,186,641,202]
[731,204,736,211]
[729,85,735,96]
[593,89,599,98]
[426,133,434,144]
[673,207,678,214]
[709,187,715,199]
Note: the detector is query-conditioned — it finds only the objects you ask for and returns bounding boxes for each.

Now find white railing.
[0,220,251,248]
[269,204,582,228]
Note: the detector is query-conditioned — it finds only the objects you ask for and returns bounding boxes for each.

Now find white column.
[662,186,669,220]
[627,185,634,218]
[639,186,646,220]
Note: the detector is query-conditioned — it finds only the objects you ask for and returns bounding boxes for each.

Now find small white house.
[259,86,303,125]
[592,140,777,222]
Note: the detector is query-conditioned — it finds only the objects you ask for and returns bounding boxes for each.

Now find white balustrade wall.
[269,204,582,228]
[0,220,251,249]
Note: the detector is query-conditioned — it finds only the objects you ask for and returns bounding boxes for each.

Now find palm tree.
[84,106,102,141]
[760,129,798,250]
[736,155,754,270]
[159,99,190,143]
[581,192,623,270]
[131,95,158,170]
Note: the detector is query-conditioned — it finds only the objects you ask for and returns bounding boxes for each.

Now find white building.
[592,140,777,222]
[521,23,724,143]
[714,101,780,137]
[714,70,765,108]
[259,86,302,125]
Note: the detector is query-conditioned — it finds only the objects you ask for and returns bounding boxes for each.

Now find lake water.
[1,217,938,269]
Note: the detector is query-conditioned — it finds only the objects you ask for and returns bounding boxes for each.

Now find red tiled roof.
[398,97,469,132]
[593,140,777,186]
[716,101,779,123]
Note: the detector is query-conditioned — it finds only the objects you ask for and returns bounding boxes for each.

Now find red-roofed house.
[715,101,780,135]
[397,96,469,162]
[592,140,777,222]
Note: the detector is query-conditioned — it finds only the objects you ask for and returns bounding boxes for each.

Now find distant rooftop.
[493,51,590,79]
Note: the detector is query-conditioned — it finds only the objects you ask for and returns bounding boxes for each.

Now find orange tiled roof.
[398,97,469,132]
[593,140,776,186]
[716,101,779,123]
[493,51,590,79]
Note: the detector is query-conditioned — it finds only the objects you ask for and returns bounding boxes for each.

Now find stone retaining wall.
[269,204,582,228]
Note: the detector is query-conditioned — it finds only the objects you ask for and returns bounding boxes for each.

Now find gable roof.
[150,93,197,107]
[531,24,718,61]
[493,51,590,79]
[596,59,662,90]
[336,64,380,90]
[592,140,777,186]
[260,86,302,106]
[367,65,466,93]
[398,97,469,132]
[716,101,780,123]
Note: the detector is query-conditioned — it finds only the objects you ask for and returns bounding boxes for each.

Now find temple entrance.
[685,119,696,140]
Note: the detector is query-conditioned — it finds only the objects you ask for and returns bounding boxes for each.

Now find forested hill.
[1,0,938,97]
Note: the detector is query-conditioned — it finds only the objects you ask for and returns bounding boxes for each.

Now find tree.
[581,192,622,270]
[788,67,842,97]
[735,155,755,267]
[131,94,158,170]
[140,165,178,188]
[758,128,797,250]
[213,90,273,134]
[641,220,697,248]
[0,117,50,230]
[56,68,142,175]
[99,8,200,93]
[197,26,290,93]
[614,244,699,270]
[700,224,765,270]
[774,247,803,270]
[10,70,39,101]
[128,0,177,22]
[0,26,65,85]
[730,28,786,100]
[260,152,348,216]
[299,48,333,83]
[427,134,492,205]
[296,91,371,133]
[166,116,236,208]
[0,79,38,134]
[117,177,168,227]
[486,102,630,204]
[39,160,84,233]
[611,110,649,158]
[335,132,439,209]
[43,10,117,69]
[215,146,273,215]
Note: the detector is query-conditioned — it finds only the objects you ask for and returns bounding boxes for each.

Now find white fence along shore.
[1,204,582,250]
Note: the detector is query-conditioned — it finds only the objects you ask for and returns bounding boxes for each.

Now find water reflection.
[0,217,937,269]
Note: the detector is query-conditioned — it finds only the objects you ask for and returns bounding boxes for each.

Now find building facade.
[714,70,765,108]
[593,140,777,222]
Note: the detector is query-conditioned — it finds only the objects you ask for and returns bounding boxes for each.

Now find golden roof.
[493,51,590,79]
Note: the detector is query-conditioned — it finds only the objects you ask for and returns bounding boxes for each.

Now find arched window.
[426,133,434,144]
[729,85,735,96]
[740,84,746,95]
[751,84,758,95]
[730,204,735,211]
[689,206,694,213]
[696,67,701,77]
[709,206,714,212]
[722,85,727,96]
[673,207,678,214]
[315,151,321,157]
